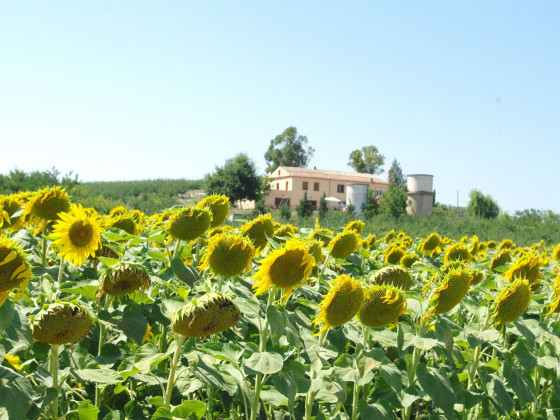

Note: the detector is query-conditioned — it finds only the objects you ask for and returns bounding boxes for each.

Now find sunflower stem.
[164,334,186,408]
[41,236,49,267]
[50,344,59,420]
[172,239,182,259]
[56,258,65,296]
[304,331,327,420]
[95,296,111,407]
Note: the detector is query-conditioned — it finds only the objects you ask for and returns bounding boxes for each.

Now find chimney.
[387,169,391,184]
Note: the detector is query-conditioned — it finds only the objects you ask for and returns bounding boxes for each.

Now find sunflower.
[274,224,299,242]
[382,230,396,243]
[492,279,531,330]
[418,233,442,257]
[0,194,24,230]
[345,220,365,234]
[363,234,376,250]
[503,255,542,291]
[470,269,485,286]
[305,239,325,265]
[51,204,104,267]
[328,230,361,260]
[199,233,255,278]
[358,285,407,328]
[22,186,70,233]
[166,207,212,241]
[171,292,239,338]
[489,249,513,273]
[547,274,560,315]
[443,243,473,265]
[498,239,516,250]
[0,237,32,295]
[371,265,411,290]
[106,214,139,235]
[208,225,234,238]
[313,275,365,335]
[423,268,472,322]
[384,245,407,265]
[551,244,560,263]
[97,261,150,297]
[400,253,419,269]
[31,302,92,345]
[197,195,230,228]
[109,206,129,218]
[241,213,275,252]
[253,238,315,303]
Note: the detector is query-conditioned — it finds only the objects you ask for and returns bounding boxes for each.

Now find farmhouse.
[264,166,389,211]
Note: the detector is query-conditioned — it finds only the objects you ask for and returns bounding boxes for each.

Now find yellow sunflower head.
[309,227,334,248]
[313,275,365,335]
[196,195,230,228]
[106,214,140,235]
[546,274,560,315]
[241,213,275,252]
[490,249,513,273]
[328,230,361,260]
[363,234,376,250]
[165,207,212,241]
[109,206,129,218]
[51,204,105,267]
[0,194,24,230]
[492,279,531,329]
[0,237,31,295]
[400,253,419,269]
[31,302,92,345]
[469,235,480,256]
[98,261,150,297]
[382,230,396,243]
[371,265,412,290]
[171,292,239,338]
[358,285,407,328]
[443,243,473,265]
[384,245,407,265]
[253,238,315,303]
[345,220,365,234]
[498,239,516,250]
[418,233,442,257]
[199,233,255,278]
[470,269,485,286]
[486,240,497,249]
[208,225,234,238]
[305,239,325,265]
[23,186,70,232]
[503,255,542,291]
[274,224,299,242]
[423,268,472,322]
[129,209,146,225]
[551,244,560,263]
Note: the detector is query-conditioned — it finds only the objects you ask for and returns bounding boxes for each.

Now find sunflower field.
[1,187,560,420]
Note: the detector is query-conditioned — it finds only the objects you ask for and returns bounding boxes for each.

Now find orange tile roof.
[272,166,389,185]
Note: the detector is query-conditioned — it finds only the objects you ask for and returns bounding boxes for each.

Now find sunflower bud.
[371,265,412,290]
[31,303,92,345]
[358,285,407,328]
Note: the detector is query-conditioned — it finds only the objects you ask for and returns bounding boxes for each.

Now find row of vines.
[1,186,560,419]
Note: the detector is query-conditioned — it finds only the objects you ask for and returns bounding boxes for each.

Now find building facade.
[264,166,389,210]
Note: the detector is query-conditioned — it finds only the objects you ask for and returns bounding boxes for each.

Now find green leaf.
[358,399,395,419]
[152,407,173,420]
[0,376,32,419]
[537,356,558,370]
[61,280,100,300]
[0,300,14,333]
[172,400,206,419]
[117,306,148,345]
[73,368,123,384]
[488,377,514,416]
[379,363,402,394]
[416,363,455,418]
[272,371,298,412]
[97,256,119,267]
[170,258,198,287]
[409,335,440,351]
[244,352,283,375]
[134,344,168,374]
[503,355,536,407]
[77,401,100,420]
[260,389,288,407]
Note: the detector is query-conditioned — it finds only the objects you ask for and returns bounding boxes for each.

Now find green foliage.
[347,145,385,174]
[252,196,267,218]
[388,159,407,191]
[204,153,262,205]
[0,167,78,194]
[264,127,315,173]
[296,192,315,218]
[279,203,291,221]
[467,189,500,219]
[318,193,328,220]
[361,190,380,220]
[345,203,356,217]
[378,186,408,218]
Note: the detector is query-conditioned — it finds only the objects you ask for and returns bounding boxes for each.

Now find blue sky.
[1,2,559,213]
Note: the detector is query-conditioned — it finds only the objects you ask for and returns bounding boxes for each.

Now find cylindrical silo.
[406,174,434,217]
[346,184,369,216]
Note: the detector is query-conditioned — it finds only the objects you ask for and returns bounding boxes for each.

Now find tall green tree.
[347,146,385,175]
[467,189,500,219]
[204,153,262,204]
[296,192,315,218]
[264,127,315,173]
[378,186,408,218]
[389,159,407,191]
[318,193,328,220]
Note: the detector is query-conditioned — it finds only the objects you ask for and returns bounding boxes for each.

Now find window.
[285,181,288,190]
[314,182,319,191]
[376,189,381,196]
[337,184,344,193]
[302,181,308,190]
[276,183,279,190]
